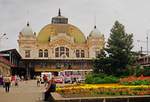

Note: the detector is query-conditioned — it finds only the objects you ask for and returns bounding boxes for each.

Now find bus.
[59,69,92,83]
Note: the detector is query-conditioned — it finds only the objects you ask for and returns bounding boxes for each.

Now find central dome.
[37,9,86,44]
[37,24,86,43]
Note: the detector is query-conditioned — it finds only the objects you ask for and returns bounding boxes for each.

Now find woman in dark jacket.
[44,77,56,101]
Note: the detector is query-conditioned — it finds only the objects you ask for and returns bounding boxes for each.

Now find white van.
[41,72,52,83]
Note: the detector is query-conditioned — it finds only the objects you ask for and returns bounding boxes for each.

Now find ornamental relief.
[49,39,75,48]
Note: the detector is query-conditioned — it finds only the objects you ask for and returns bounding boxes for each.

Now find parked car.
[54,76,63,83]
[77,78,85,83]
[64,77,72,83]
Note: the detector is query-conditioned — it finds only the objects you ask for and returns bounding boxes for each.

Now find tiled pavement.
[0,80,45,102]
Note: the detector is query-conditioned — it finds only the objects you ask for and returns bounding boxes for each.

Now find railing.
[51,93,150,102]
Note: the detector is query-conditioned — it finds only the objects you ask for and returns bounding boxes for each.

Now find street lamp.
[0,33,6,39]
[146,30,150,55]
[0,33,8,50]
[137,29,150,55]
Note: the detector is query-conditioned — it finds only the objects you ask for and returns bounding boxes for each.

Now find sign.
[0,53,9,57]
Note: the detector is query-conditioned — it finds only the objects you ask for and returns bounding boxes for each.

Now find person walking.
[43,75,48,87]
[15,75,20,87]
[44,77,56,101]
[36,75,41,87]
[3,74,11,93]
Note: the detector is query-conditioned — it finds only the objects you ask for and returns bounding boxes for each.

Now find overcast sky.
[0,0,150,52]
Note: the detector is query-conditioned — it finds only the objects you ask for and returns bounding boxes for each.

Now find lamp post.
[0,33,8,50]
[146,31,149,55]
[137,30,150,55]
[0,33,6,42]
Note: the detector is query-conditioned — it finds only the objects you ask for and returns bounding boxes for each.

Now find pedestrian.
[21,75,24,81]
[15,75,20,87]
[3,74,11,93]
[43,75,48,87]
[44,77,56,101]
[36,75,41,87]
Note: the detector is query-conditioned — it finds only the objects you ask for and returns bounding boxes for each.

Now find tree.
[105,21,134,76]
[93,50,111,74]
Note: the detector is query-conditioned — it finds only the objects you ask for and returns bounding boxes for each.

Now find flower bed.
[56,84,150,98]
[120,76,150,85]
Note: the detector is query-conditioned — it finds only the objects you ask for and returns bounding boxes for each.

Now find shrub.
[85,73,119,84]
[143,67,150,76]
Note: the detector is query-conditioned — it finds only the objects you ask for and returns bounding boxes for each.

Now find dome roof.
[89,26,103,37]
[37,24,86,44]
[20,22,34,36]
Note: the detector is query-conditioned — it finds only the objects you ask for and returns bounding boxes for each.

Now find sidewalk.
[0,80,45,102]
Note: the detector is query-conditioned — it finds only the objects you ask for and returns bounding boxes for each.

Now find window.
[55,47,59,57]
[25,50,30,58]
[60,47,65,57]
[66,48,69,57]
[55,47,69,58]
[76,50,80,58]
[81,50,85,58]
[44,49,48,57]
[39,49,43,57]
[76,49,85,58]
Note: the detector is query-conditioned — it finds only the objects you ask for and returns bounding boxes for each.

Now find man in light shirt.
[3,74,11,93]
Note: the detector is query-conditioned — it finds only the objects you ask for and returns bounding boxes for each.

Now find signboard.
[0,54,9,57]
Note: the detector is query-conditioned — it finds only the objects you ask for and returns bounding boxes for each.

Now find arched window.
[81,50,85,58]
[55,47,69,58]
[39,49,43,57]
[44,49,48,57]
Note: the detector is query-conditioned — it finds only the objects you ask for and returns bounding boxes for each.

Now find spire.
[58,8,61,16]
[27,21,29,26]
[94,14,96,29]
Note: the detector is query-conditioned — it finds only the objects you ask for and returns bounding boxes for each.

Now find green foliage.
[105,21,134,76]
[93,50,112,74]
[123,65,150,77]
[122,66,134,76]
[143,67,150,76]
[85,73,119,84]
[92,21,135,76]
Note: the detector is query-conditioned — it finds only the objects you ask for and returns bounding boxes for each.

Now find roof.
[0,49,21,59]
[20,22,34,36]
[89,26,104,37]
[37,24,86,44]
[0,56,15,67]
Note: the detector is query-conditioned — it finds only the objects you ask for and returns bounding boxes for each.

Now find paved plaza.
[0,80,45,102]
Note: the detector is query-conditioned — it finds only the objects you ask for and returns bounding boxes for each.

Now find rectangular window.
[55,52,59,57]
[76,50,80,58]
[44,50,48,57]
[81,50,85,58]
[25,50,30,58]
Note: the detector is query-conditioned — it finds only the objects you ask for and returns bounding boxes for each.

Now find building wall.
[18,33,104,59]
[0,62,11,76]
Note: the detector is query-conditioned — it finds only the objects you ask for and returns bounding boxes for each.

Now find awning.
[34,67,63,72]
